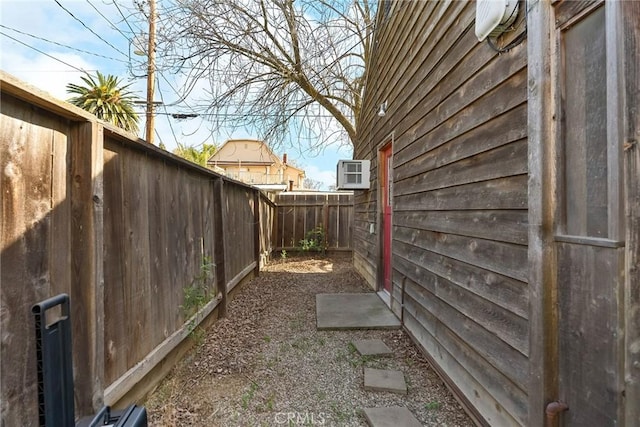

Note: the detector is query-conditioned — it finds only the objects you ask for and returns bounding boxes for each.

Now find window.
[345,162,363,185]
[560,6,608,238]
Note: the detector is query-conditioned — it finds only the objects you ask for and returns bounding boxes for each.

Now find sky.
[0,0,354,189]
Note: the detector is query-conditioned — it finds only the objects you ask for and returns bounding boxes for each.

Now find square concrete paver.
[316,293,401,330]
[362,406,422,427]
[352,339,393,356]
[363,368,407,394]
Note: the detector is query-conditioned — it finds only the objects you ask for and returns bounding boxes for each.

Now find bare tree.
[158,0,376,150]
[303,177,324,190]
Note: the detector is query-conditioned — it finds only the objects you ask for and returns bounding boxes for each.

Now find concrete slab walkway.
[362,406,423,427]
[352,339,393,356]
[364,368,407,394]
[315,293,401,330]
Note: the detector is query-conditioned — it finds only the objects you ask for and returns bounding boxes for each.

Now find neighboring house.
[354,1,638,427]
[207,139,305,192]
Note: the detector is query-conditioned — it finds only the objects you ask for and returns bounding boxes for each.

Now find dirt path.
[144,255,473,426]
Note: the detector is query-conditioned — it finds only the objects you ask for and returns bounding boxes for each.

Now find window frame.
[553,0,625,245]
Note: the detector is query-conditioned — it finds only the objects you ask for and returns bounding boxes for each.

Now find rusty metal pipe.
[545,401,569,426]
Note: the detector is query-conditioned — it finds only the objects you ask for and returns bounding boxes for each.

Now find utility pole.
[145,0,156,144]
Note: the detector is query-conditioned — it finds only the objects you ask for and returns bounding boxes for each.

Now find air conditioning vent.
[336,160,370,190]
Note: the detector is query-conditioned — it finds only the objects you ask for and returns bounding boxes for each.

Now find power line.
[155,77,180,146]
[53,0,128,58]
[112,0,142,37]
[149,111,342,119]
[0,31,91,73]
[155,72,216,147]
[0,24,128,63]
[157,71,193,107]
[110,0,156,80]
[85,0,132,43]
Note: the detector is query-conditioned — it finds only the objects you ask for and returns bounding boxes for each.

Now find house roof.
[284,163,305,175]
[208,139,281,166]
[207,139,305,175]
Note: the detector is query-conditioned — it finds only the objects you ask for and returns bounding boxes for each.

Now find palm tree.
[173,143,217,167]
[66,71,140,133]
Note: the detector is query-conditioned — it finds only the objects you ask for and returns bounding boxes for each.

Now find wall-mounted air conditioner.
[475,0,519,42]
[336,160,370,190]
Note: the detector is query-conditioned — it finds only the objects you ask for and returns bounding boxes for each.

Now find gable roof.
[208,139,281,166]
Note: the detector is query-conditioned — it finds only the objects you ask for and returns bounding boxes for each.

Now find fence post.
[213,177,227,317]
[70,120,104,414]
[253,190,261,276]
[323,195,329,249]
[276,194,283,249]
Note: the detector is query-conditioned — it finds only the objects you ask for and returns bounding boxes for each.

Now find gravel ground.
[144,255,474,426]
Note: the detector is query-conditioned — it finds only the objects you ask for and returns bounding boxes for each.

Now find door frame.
[377,136,394,304]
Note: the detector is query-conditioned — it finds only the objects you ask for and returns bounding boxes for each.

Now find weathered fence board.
[259,194,276,266]
[100,137,268,398]
[1,89,104,421]
[223,183,257,292]
[275,193,354,251]
[102,139,222,385]
[1,95,70,424]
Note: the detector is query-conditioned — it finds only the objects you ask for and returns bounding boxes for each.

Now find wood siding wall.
[527,2,640,425]
[354,2,529,425]
[0,74,274,425]
[621,3,640,425]
[274,193,354,251]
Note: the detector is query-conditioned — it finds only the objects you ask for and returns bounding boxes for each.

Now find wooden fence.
[0,72,351,425]
[100,139,268,404]
[274,193,354,251]
[0,72,276,425]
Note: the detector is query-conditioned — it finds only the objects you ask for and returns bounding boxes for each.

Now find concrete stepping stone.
[352,339,392,356]
[362,406,422,427]
[316,293,401,330]
[363,367,407,394]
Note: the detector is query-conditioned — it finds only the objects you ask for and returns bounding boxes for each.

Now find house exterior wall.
[357,1,638,425]
[223,164,305,189]
[354,2,528,425]
[225,165,280,185]
[210,139,275,164]
[283,165,305,190]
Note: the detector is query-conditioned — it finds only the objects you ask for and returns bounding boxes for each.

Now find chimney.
[283,153,287,164]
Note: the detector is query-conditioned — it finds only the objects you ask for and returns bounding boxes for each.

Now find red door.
[381,144,393,293]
